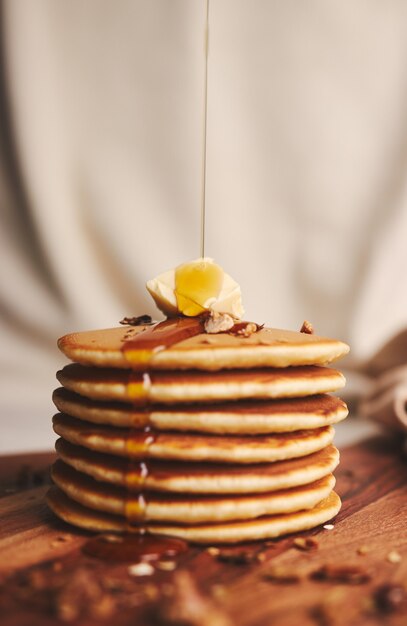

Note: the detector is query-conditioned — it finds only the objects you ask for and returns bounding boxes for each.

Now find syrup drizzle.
[122,317,204,371]
[123,427,156,522]
[120,317,205,537]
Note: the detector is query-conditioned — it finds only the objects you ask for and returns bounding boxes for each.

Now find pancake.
[53,388,348,433]
[53,414,335,464]
[51,460,336,523]
[47,487,341,543]
[58,324,349,371]
[56,438,340,494]
[57,364,345,405]
[52,315,348,543]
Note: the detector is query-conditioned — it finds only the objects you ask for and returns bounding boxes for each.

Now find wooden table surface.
[1,436,407,626]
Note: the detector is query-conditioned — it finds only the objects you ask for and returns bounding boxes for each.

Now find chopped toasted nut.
[300,320,314,334]
[311,588,347,626]
[28,570,48,590]
[56,568,116,622]
[0,564,162,621]
[128,562,154,577]
[119,315,154,326]
[262,565,301,584]
[235,322,258,337]
[92,595,116,620]
[207,547,220,556]
[323,524,334,530]
[156,561,177,572]
[361,596,377,614]
[230,321,264,337]
[102,534,123,543]
[211,584,227,600]
[204,312,235,334]
[161,582,175,597]
[154,571,232,626]
[293,537,319,551]
[311,564,371,585]
[50,536,70,548]
[144,584,159,601]
[374,584,407,614]
[387,550,402,563]
[216,549,258,565]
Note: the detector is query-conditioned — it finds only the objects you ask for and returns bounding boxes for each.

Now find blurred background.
[1,0,407,452]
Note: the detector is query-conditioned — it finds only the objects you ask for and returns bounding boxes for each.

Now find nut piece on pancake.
[49,258,349,544]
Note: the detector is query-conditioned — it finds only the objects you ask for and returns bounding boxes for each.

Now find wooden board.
[0,436,407,626]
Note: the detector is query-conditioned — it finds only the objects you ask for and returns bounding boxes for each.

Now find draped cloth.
[1,0,407,451]
[359,331,407,434]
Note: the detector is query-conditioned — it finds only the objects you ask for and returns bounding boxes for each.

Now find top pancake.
[58,324,349,371]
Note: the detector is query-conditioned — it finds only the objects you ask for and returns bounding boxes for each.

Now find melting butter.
[175,259,223,316]
[146,258,244,319]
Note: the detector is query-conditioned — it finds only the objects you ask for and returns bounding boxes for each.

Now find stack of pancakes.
[47,320,349,544]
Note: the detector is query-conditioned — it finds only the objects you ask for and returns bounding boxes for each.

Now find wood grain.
[0,437,406,626]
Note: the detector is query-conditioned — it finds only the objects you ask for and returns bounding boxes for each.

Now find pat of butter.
[146,258,244,319]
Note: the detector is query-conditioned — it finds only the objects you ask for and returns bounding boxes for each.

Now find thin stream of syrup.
[200,0,210,258]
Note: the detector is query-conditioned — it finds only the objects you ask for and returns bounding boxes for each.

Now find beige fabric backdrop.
[1,0,407,451]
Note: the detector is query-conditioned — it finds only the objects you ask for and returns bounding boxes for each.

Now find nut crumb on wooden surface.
[55,568,117,622]
[156,561,177,572]
[128,562,155,577]
[216,548,266,565]
[211,584,228,600]
[50,536,70,548]
[310,588,347,626]
[373,584,407,614]
[261,565,301,584]
[310,564,371,585]
[152,570,232,626]
[387,550,402,563]
[293,537,319,551]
